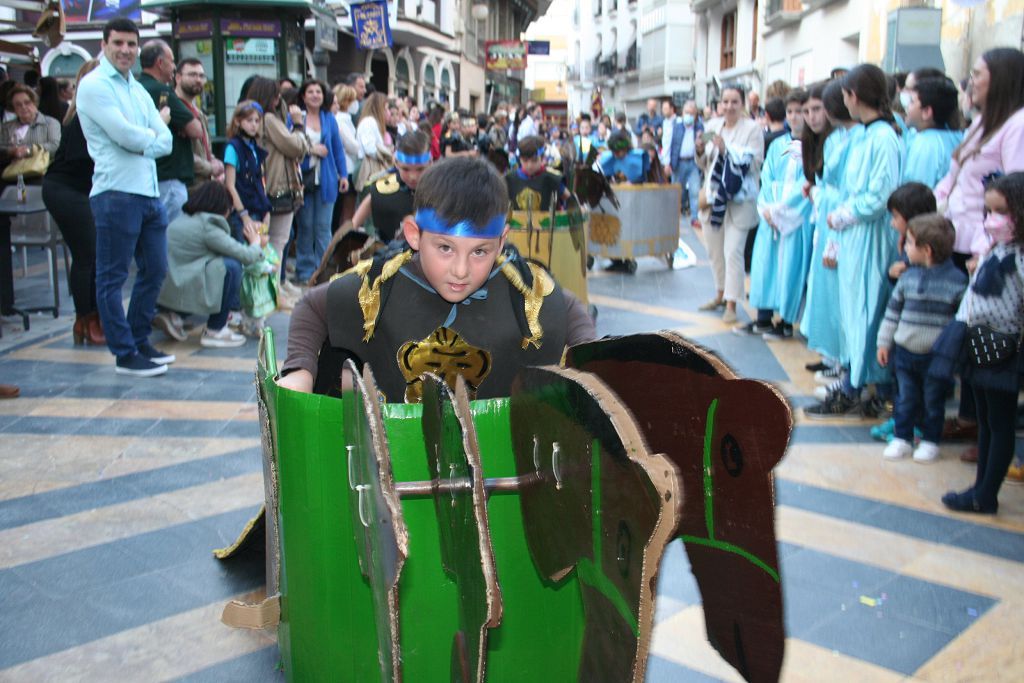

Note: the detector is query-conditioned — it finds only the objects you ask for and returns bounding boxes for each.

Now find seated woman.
[157,181,266,348]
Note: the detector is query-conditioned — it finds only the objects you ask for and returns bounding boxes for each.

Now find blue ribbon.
[395,150,431,165]
[415,208,506,239]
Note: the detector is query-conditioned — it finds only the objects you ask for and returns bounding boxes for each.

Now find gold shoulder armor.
[375,173,401,195]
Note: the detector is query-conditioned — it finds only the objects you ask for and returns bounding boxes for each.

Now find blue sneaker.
[870,418,895,442]
[115,353,167,377]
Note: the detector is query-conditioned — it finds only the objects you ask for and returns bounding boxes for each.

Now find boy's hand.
[877,347,889,368]
[822,254,837,269]
[888,261,907,279]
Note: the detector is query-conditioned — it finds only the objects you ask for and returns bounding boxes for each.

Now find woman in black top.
[41,60,102,346]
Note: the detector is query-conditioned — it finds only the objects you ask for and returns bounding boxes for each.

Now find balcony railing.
[597,55,617,77]
[766,0,804,28]
[619,43,638,73]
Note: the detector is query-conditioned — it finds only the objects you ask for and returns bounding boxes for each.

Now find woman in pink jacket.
[932,47,1024,459]
[935,48,1024,268]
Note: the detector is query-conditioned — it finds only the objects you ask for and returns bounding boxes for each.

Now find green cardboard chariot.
[217,327,792,682]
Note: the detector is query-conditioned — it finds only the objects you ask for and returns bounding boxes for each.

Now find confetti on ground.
[859,596,877,607]
[967,607,978,617]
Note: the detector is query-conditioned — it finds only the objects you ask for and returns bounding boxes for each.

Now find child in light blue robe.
[901,76,964,187]
[829,118,903,394]
[802,123,856,363]
[748,134,812,332]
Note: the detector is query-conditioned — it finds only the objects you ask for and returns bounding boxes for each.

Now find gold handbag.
[3,144,50,181]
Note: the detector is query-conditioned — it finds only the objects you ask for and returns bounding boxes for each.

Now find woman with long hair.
[695,83,765,324]
[932,47,1024,456]
[293,79,348,285]
[805,64,903,419]
[42,60,103,345]
[355,92,393,191]
[801,79,852,375]
[244,76,310,279]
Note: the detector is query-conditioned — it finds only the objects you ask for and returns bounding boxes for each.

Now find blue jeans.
[673,159,701,215]
[207,257,242,331]
[91,191,168,361]
[295,189,335,282]
[892,345,950,444]
[158,179,188,226]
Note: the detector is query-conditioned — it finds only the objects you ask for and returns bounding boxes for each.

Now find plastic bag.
[241,244,280,318]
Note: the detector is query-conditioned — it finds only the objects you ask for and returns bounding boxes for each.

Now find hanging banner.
[485,41,527,71]
[351,0,393,50]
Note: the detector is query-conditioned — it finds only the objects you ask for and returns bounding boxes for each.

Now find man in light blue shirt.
[77,18,175,377]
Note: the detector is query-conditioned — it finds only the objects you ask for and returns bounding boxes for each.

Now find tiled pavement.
[1,225,1022,681]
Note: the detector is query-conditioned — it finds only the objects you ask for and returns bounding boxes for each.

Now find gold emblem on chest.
[397,327,492,403]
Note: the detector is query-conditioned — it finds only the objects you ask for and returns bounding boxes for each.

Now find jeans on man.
[158,179,188,226]
[672,159,701,215]
[91,191,168,361]
[295,190,336,283]
[207,257,242,331]
[892,345,950,444]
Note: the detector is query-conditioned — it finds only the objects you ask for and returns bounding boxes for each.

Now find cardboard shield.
[344,361,410,681]
[420,374,503,682]
[506,202,590,307]
[566,331,791,683]
[510,365,681,683]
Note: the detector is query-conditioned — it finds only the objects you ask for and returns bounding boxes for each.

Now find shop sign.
[485,41,527,71]
[527,41,550,56]
[225,38,277,65]
[351,1,392,50]
[220,18,282,38]
[174,19,213,39]
[62,0,139,23]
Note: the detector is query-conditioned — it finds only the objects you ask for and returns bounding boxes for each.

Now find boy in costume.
[598,130,650,184]
[505,135,570,212]
[351,130,432,244]
[279,156,596,399]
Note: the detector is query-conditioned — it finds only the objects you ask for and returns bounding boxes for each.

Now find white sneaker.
[913,441,940,463]
[814,380,843,402]
[226,311,244,329]
[201,326,247,348]
[883,438,913,460]
[814,366,842,384]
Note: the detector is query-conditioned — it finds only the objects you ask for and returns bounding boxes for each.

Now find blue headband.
[415,208,506,239]
[395,150,431,165]
[247,102,264,115]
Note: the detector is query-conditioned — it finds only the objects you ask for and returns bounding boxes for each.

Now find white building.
[566,0,696,120]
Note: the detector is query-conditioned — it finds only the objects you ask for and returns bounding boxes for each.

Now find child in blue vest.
[224,100,279,329]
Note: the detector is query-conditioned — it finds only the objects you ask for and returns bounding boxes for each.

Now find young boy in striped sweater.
[876,213,968,463]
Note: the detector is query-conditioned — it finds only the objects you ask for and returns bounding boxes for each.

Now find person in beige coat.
[696,84,765,324]
[244,76,310,267]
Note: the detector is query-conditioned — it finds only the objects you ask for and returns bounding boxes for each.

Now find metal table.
[0,194,50,337]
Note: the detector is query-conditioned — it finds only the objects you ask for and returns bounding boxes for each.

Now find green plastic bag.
[241,244,280,319]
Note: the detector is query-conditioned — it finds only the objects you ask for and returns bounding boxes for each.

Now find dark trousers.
[207,257,242,331]
[42,178,96,317]
[90,191,167,361]
[972,385,1018,508]
[892,346,949,443]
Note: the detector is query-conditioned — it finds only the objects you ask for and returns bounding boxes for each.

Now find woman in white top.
[333,84,363,224]
[696,84,765,323]
[355,92,394,192]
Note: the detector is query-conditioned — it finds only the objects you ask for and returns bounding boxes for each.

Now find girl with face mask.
[940,172,1024,513]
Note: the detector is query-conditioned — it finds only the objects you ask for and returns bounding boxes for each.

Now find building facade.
[689,0,1024,105]
[565,0,695,120]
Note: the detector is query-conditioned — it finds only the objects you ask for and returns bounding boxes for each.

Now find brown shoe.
[959,446,978,463]
[942,417,978,442]
[0,384,19,399]
[85,312,106,346]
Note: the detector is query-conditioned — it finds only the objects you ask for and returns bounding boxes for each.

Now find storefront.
[142,0,314,138]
